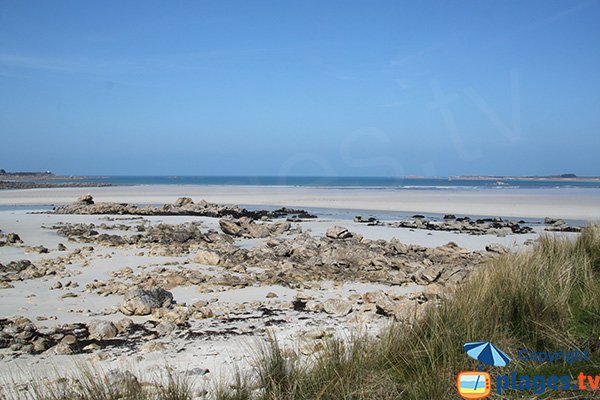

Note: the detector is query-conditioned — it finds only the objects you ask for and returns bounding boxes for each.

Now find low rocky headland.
[0,171,111,190]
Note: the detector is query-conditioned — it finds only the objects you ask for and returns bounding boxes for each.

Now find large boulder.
[119,287,173,316]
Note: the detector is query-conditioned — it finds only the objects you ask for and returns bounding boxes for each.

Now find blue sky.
[1,0,599,176]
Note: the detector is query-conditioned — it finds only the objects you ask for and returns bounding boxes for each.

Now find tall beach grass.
[224,226,600,399]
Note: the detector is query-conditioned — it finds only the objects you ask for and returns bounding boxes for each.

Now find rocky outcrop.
[0,315,193,356]
[387,216,533,236]
[53,197,317,221]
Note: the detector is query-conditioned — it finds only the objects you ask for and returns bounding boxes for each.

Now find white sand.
[1,185,599,220]
[0,185,593,392]
[0,210,438,389]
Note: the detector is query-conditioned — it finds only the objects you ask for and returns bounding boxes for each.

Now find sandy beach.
[0,186,595,394]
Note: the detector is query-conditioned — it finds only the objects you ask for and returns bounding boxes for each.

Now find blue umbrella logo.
[464,341,511,367]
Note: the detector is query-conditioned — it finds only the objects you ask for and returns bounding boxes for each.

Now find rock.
[393,301,423,323]
[362,291,397,315]
[422,285,443,301]
[414,266,444,285]
[325,226,353,240]
[51,281,63,290]
[87,319,118,340]
[105,369,138,386]
[50,335,78,355]
[175,197,194,206]
[266,292,278,298]
[31,337,50,353]
[140,341,167,353]
[303,328,333,340]
[184,368,210,376]
[119,287,174,316]
[83,343,101,351]
[192,300,209,310]
[305,300,324,313]
[155,320,177,336]
[354,216,380,225]
[272,220,292,234]
[322,298,353,316]
[544,217,564,225]
[51,341,74,355]
[219,219,243,236]
[115,318,134,333]
[57,243,67,251]
[443,214,456,220]
[485,243,509,254]
[77,194,95,205]
[24,245,49,254]
[61,335,78,345]
[194,249,222,265]
[6,233,22,244]
[152,306,190,324]
[5,260,33,273]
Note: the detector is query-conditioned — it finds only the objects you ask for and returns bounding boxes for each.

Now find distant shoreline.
[0,171,113,190]
[2,172,600,191]
[448,175,600,182]
[0,181,112,190]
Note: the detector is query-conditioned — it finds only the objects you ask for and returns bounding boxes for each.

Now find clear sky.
[1,0,599,176]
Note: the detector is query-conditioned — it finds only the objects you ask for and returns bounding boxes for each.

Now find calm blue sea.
[55,176,600,189]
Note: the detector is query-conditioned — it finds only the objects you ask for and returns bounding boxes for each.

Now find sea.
[56,176,600,190]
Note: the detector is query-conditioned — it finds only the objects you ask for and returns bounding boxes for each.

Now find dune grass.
[2,226,600,399]
[222,225,600,400]
[0,366,195,400]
